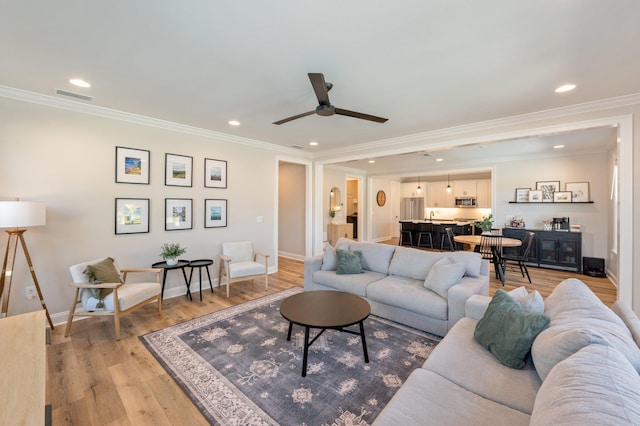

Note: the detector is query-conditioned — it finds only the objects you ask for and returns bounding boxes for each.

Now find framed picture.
[536,180,561,202]
[205,199,227,228]
[204,158,227,188]
[115,146,150,184]
[115,198,149,234]
[528,190,543,203]
[165,198,192,231]
[515,188,530,203]
[165,153,193,187]
[553,191,572,203]
[565,182,590,202]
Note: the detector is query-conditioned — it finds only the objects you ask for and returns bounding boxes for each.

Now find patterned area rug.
[140,288,441,425]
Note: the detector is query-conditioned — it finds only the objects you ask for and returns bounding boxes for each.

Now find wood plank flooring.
[46,255,615,425]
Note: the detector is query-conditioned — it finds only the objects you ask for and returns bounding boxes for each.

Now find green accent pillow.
[474,289,550,369]
[84,257,122,308]
[336,249,363,275]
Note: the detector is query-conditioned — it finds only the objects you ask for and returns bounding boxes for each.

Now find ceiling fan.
[273,73,388,125]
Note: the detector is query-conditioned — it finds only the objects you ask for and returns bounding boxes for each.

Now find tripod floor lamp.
[0,200,54,329]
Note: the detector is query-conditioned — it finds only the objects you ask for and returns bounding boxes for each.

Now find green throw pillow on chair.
[336,249,363,275]
[474,289,550,369]
[84,257,122,308]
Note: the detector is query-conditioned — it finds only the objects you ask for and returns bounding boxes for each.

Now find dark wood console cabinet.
[502,228,582,272]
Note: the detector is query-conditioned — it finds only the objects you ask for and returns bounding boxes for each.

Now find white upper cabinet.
[428,181,455,208]
[453,180,477,197]
[476,179,491,208]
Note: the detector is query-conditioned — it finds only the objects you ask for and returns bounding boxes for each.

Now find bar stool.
[399,230,413,246]
[188,259,214,301]
[416,223,433,249]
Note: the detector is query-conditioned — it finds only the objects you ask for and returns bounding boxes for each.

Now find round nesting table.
[188,259,214,301]
[280,290,370,377]
[152,259,190,299]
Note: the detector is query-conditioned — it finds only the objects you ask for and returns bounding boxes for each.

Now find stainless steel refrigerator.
[400,197,425,220]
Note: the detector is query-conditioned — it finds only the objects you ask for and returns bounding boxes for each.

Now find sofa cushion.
[336,249,363,275]
[474,289,550,369]
[424,318,541,415]
[367,275,448,320]
[373,368,530,426]
[320,242,338,271]
[531,278,640,381]
[388,246,444,281]
[424,258,466,298]
[612,300,640,348]
[530,344,640,425]
[312,270,385,298]
[347,241,396,275]
[447,251,483,278]
[517,290,544,313]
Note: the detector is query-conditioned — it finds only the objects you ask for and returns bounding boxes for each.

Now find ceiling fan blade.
[272,110,316,125]
[335,108,388,123]
[308,73,331,106]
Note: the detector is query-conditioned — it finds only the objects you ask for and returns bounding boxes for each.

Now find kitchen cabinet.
[502,228,581,272]
[476,179,491,208]
[402,182,423,198]
[327,223,353,246]
[454,180,476,197]
[428,181,455,208]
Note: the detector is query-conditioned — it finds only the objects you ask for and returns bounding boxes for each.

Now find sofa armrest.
[465,294,492,320]
[304,255,324,290]
[446,275,489,332]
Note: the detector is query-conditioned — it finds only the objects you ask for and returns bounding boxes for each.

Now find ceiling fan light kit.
[273,73,388,125]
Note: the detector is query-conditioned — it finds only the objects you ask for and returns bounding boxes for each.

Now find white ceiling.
[1,1,638,162]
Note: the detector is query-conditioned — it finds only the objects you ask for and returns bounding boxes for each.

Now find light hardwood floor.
[46,255,616,425]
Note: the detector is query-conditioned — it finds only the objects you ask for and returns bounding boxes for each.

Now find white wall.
[494,151,608,260]
[0,97,307,323]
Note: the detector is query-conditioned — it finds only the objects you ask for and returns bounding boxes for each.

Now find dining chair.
[218,241,270,297]
[65,257,162,339]
[477,234,505,284]
[502,231,535,283]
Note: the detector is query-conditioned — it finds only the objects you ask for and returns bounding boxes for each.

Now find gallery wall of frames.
[114,146,228,235]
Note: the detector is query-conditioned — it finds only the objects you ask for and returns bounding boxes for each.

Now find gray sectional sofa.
[304,238,489,337]
[374,278,640,425]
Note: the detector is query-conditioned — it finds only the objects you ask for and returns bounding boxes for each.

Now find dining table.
[453,234,522,284]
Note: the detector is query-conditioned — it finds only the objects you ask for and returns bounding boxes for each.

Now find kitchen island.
[399,220,474,250]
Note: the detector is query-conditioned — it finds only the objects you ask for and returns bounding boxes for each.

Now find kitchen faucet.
[430,211,435,221]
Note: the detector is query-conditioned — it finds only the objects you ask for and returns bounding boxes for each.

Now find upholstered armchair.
[64,257,162,339]
[218,241,270,297]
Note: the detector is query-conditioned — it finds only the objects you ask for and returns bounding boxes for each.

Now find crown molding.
[0,85,313,159]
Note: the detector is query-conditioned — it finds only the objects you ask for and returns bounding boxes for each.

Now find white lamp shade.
[0,201,46,228]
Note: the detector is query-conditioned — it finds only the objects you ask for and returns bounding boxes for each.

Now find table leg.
[161,270,168,299]
[184,267,192,300]
[286,322,293,341]
[205,266,213,293]
[359,321,369,363]
[302,326,310,377]
[198,267,203,301]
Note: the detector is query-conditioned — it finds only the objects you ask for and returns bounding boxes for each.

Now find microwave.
[455,197,477,207]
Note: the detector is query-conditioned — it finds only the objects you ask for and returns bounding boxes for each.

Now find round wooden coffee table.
[280,290,371,377]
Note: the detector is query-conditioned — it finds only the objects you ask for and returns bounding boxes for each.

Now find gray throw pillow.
[320,242,338,271]
[474,289,550,369]
[336,249,363,275]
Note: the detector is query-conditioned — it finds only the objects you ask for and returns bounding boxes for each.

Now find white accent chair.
[218,241,270,297]
[64,257,162,339]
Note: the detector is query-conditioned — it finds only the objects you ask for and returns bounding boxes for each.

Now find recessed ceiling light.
[228,120,240,126]
[435,158,444,162]
[309,141,318,146]
[555,84,576,93]
[368,160,375,164]
[69,78,91,88]
[553,144,565,149]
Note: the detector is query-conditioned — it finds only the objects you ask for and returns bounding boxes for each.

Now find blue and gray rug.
[140,287,440,425]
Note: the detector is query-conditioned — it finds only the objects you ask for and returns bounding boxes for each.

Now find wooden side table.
[151,259,190,299]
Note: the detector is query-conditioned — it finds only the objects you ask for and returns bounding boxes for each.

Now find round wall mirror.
[330,187,342,212]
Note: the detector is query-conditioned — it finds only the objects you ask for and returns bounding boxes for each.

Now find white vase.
[165,258,177,266]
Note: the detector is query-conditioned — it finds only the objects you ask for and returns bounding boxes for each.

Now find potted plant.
[160,243,187,266]
[476,214,494,233]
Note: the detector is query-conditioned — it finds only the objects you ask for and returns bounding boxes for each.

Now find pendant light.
[416,176,422,194]
[446,174,452,193]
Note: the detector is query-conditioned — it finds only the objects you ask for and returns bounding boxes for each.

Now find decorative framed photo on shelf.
[565,182,590,202]
[115,198,149,234]
[205,199,227,228]
[528,190,543,203]
[553,191,572,203]
[165,198,192,231]
[515,188,530,203]
[165,153,193,187]
[115,146,150,184]
[536,180,560,202]
[204,158,227,188]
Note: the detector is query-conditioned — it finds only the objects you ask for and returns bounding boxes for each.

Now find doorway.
[346,177,361,240]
